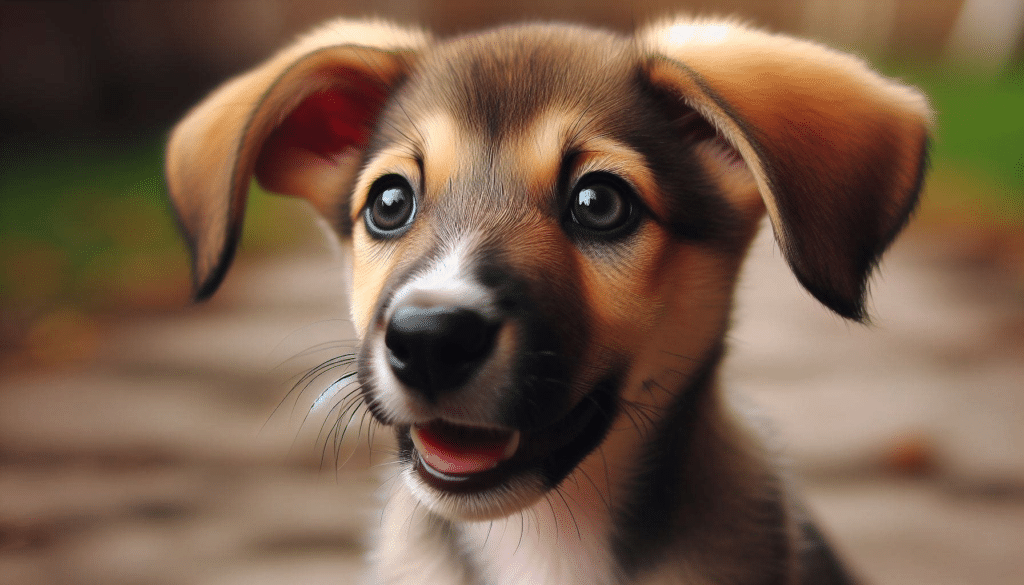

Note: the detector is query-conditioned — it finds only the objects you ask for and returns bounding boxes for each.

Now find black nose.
[384,305,500,399]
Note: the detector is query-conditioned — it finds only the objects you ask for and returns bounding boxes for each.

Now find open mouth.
[404,387,613,494]
[411,421,520,475]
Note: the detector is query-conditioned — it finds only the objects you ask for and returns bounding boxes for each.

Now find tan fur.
[516,109,577,195]
[165,16,931,585]
[165,20,429,297]
[640,18,931,320]
[419,113,466,196]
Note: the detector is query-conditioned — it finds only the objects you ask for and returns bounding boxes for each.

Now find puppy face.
[165,19,930,523]
[345,27,760,519]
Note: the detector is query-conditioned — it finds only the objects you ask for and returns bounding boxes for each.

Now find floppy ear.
[640,19,932,321]
[165,19,430,300]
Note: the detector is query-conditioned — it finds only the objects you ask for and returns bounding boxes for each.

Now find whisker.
[262,350,357,433]
[553,487,582,541]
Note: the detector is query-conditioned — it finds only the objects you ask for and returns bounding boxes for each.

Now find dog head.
[166,18,930,521]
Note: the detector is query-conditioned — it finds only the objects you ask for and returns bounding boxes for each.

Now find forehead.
[383,25,639,144]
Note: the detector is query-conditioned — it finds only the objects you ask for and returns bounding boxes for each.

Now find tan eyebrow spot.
[512,109,576,195]
[419,112,465,195]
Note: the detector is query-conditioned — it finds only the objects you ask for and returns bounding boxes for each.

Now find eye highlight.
[365,175,416,237]
[566,173,639,237]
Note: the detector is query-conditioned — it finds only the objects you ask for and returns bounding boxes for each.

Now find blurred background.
[0,1,1021,584]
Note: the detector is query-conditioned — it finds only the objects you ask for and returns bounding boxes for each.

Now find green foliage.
[890,63,1024,217]
[0,137,308,311]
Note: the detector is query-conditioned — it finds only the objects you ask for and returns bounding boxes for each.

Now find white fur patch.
[458,465,617,585]
[386,237,494,321]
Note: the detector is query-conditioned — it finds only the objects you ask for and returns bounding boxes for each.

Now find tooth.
[502,431,520,459]
[410,426,425,453]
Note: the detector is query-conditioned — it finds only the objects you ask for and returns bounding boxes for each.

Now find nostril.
[383,312,413,362]
[384,305,500,395]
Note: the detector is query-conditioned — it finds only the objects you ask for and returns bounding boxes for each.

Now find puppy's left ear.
[640,20,932,321]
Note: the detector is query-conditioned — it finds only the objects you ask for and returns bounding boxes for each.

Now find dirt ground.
[1,222,1022,585]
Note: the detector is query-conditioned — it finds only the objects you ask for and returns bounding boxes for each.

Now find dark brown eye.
[365,175,415,236]
[569,174,633,233]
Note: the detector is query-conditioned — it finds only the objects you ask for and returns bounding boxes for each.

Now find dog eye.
[365,175,416,236]
[568,174,635,234]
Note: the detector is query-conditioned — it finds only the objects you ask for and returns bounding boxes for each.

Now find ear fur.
[165,19,430,300]
[640,18,932,321]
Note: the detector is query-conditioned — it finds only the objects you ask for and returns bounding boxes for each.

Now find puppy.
[165,17,931,585]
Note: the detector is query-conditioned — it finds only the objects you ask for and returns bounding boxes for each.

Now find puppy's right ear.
[165,19,429,300]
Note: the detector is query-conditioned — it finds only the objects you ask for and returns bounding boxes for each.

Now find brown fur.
[165,17,931,585]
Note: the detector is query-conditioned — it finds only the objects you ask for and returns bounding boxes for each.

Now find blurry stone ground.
[1,220,1023,585]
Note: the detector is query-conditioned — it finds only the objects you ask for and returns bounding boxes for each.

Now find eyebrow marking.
[515,109,575,193]
[419,112,467,196]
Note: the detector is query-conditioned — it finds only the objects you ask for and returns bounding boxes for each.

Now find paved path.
[1,223,1022,585]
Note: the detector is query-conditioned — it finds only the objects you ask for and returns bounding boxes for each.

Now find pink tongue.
[411,422,518,475]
